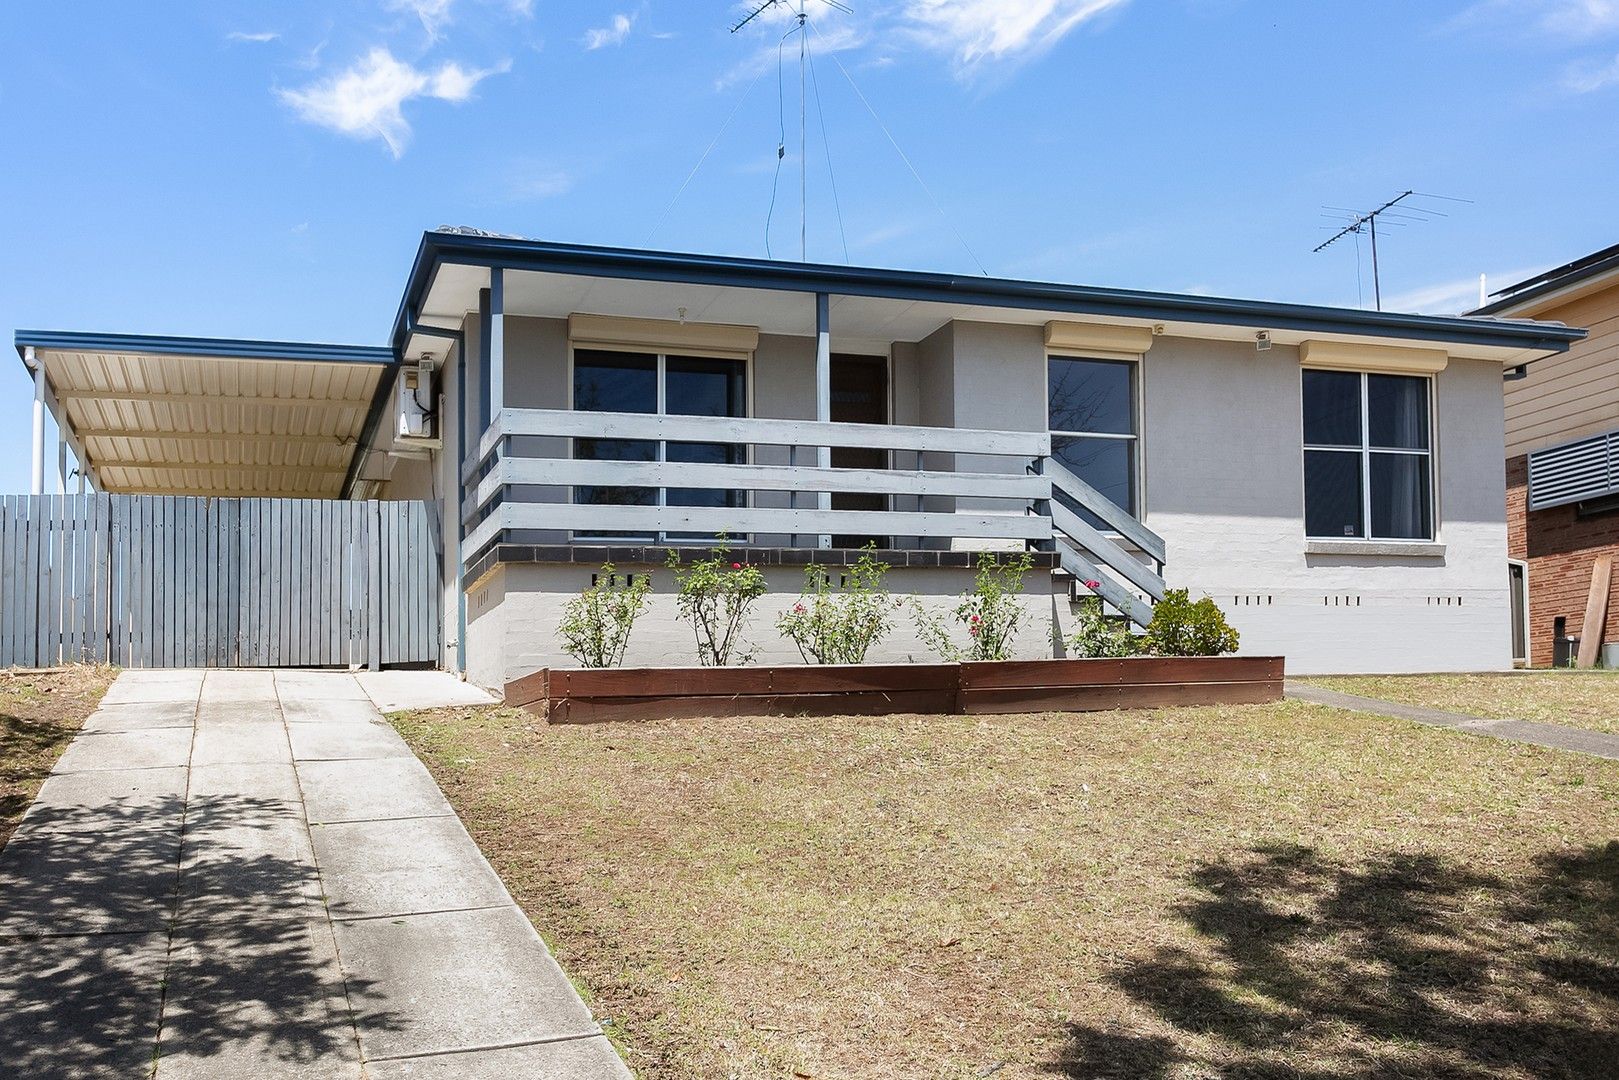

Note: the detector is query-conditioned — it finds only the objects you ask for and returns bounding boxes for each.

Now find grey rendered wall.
[947,321,1047,547]
[1140,335,1511,674]
[749,332,817,545]
[501,315,570,542]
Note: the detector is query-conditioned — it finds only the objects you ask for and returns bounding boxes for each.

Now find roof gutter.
[13,329,394,367]
[391,232,1588,357]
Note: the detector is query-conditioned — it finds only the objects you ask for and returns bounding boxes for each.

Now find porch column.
[815,292,831,549]
[55,438,67,495]
[488,268,504,426]
[28,347,45,496]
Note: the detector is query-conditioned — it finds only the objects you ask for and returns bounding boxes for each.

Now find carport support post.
[815,292,831,549]
[27,347,45,495]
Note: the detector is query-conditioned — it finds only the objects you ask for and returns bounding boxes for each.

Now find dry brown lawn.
[1,666,116,846]
[1307,670,1619,735]
[392,699,1619,1080]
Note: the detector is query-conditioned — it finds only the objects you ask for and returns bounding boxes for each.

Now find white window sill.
[1305,539,1446,558]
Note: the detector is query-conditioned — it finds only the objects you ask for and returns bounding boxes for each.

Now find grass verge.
[1,666,117,846]
[1306,670,1619,735]
[393,700,1619,1079]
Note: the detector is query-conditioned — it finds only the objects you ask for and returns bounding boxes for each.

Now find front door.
[830,354,889,548]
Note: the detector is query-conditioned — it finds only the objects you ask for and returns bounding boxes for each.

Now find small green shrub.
[666,536,768,666]
[913,551,1034,662]
[557,563,652,668]
[1068,597,1142,658]
[777,547,896,665]
[1144,588,1240,657]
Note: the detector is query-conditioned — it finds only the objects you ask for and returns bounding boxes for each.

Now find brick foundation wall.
[1508,454,1619,667]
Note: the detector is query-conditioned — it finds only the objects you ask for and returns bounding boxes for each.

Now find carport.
[13,331,396,499]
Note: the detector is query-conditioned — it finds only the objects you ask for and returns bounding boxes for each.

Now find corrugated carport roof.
[13,331,396,499]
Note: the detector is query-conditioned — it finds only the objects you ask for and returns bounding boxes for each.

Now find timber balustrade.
[459,407,1169,626]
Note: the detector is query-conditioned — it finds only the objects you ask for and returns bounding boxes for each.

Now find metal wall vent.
[1528,428,1619,511]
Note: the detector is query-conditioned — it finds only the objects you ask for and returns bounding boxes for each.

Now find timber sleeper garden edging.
[505,656,1285,723]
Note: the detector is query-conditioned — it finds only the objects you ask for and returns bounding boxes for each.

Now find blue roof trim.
[14,329,395,366]
[391,232,1587,356]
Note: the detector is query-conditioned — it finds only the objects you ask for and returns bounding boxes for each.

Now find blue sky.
[4,0,1619,492]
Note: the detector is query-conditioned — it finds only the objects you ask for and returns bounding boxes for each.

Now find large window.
[572,348,747,540]
[1303,369,1433,540]
[1047,356,1138,528]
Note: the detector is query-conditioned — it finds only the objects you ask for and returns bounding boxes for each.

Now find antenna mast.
[732,0,852,261]
[1313,191,1471,311]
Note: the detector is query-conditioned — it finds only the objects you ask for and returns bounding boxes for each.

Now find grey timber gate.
[0,495,441,670]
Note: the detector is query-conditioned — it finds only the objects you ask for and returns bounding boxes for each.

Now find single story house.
[13,229,1586,689]
[1474,243,1619,667]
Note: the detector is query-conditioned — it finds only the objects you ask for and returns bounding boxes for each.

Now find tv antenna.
[1313,190,1470,311]
[731,0,853,260]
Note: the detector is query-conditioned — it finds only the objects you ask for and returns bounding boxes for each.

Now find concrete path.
[1286,680,1619,761]
[0,669,631,1080]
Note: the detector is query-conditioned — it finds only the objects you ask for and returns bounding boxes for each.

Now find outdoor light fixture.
[1255,330,1272,351]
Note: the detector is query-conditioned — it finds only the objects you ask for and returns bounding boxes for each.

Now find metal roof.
[1472,241,1619,315]
[14,331,397,499]
[393,231,1587,357]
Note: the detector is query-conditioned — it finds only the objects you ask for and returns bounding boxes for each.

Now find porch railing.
[462,407,1168,626]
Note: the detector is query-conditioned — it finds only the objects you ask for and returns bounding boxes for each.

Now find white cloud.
[1565,49,1619,90]
[1384,268,1541,315]
[279,47,506,158]
[1454,0,1619,37]
[507,166,574,199]
[387,0,457,39]
[899,0,1130,69]
[585,13,636,49]
[227,30,280,43]
[723,0,1125,84]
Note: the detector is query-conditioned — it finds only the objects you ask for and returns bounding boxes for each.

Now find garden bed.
[505,655,1284,723]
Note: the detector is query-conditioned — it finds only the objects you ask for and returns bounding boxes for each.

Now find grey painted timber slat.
[40,497,57,667]
[491,407,1051,458]
[369,502,383,670]
[466,457,1050,520]
[1,497,14,667]
[463,501,1048,563]
[1048,501,1167,602]
[23,496,39,666]
[1059,544,1155,629]
[1042,456,1166,565]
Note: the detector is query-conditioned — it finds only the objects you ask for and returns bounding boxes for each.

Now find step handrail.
[1039,456,1166,565]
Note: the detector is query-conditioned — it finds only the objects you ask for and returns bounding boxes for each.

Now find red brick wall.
[1508,454,1619,667]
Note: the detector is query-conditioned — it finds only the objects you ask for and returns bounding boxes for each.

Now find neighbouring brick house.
[1478,244,1619,667]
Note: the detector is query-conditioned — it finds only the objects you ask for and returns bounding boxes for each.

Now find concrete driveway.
[0,669,631,1079]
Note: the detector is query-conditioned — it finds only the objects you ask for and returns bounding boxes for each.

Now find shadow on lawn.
[1050,841,1619,1079]
[0,713,78,826]
[0,792,399,1078]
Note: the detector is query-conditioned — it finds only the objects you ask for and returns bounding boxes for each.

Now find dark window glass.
[1049,358,1134,435]
[666,355,746,417]
[1367,374,1429,450]
[1370,453,1433,539]
[1303,369,1361,447]
[1053,436,1134,530]
[664,356,745,532]
[1304,450,1363,538]
[572,350,656,413]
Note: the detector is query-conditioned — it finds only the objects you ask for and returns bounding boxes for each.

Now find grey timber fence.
[0,495,440,670]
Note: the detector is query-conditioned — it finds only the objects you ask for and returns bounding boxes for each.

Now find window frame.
[566,342,755,544]
[1301,367,1437,543]
[1045,352,1145,529]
